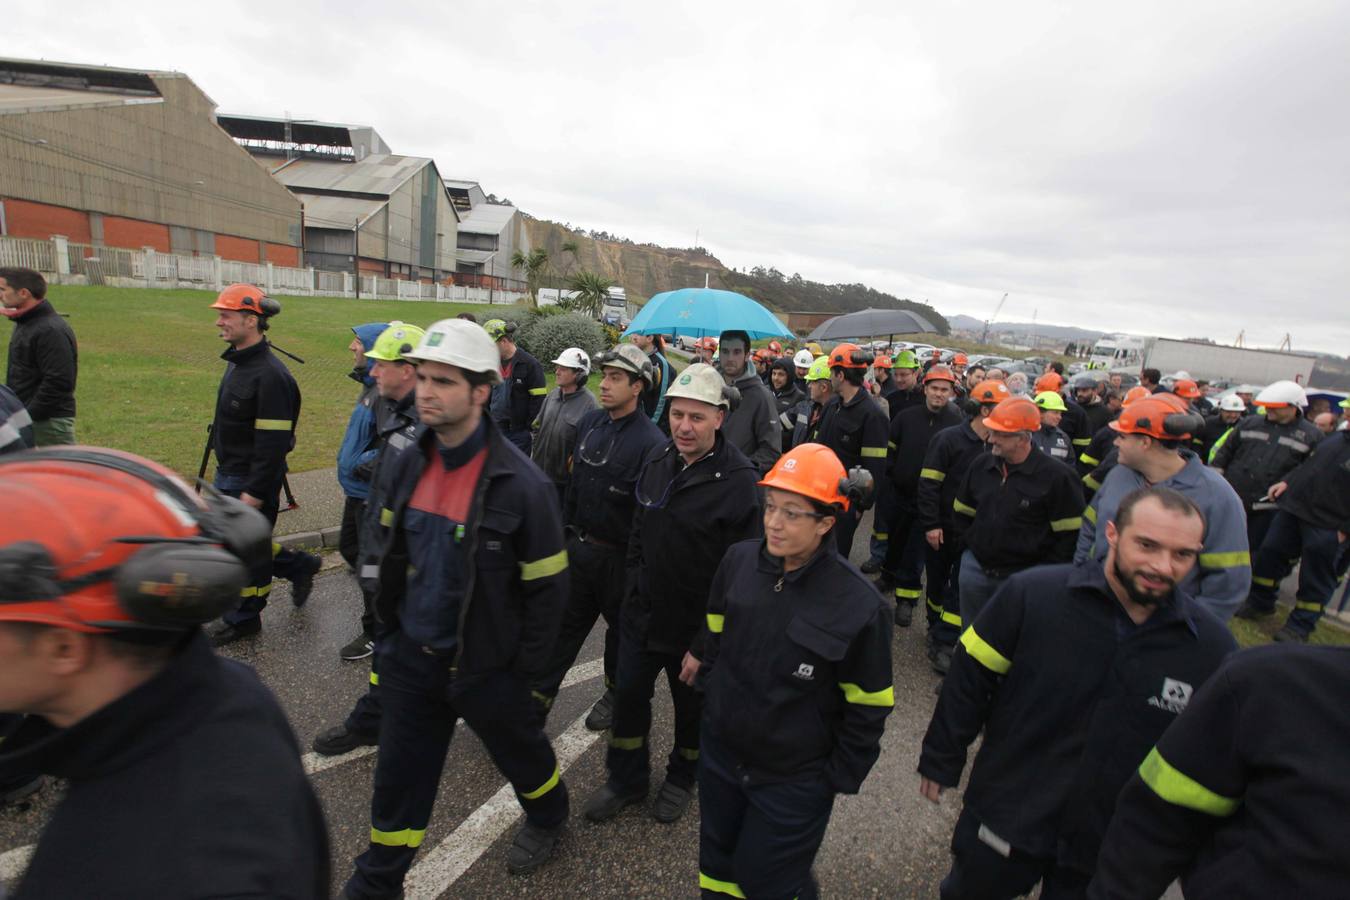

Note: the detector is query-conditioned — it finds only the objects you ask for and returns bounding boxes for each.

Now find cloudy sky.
[14,1,1350,352]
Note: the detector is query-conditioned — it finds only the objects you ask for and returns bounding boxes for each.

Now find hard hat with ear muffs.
[758,443,875,514]
[0,447,272,633]
[827,343,874,370]
[211,284,281,330]
[1109,396,1204,441]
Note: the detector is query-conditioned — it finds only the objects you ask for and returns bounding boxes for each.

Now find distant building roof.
[301,194,387,230]
[273,154,431,198]
[457,202,518,235]
[0,57,165,117]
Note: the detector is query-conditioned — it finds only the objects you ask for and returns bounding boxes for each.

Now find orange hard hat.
[969,380,1012,405]
[873,356,892,369]
[827,342,872,369]
[1034,372,1064,394]
[698,337,718,349]
[1172,379,1202,400]
[982,397,1042,433]
[924,364,958,385]
[953,353,969,365]
[753,348,772,362]
[1110,396,1202,440]
[0,447,272,633]
[759,443,852,512]
[767,341,783,354]
[210,283,278,317]
[1122,386,1150,406]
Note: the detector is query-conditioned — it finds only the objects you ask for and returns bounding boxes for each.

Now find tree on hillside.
[556,240,580,283]
[565,270,615,319]
[511,248,551,307]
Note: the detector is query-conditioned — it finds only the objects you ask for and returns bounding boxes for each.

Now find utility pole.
[353,218,360,300]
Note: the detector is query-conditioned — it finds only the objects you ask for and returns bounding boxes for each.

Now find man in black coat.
[0,267,77,446]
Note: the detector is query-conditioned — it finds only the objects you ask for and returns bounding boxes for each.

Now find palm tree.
[557,241,580,283]
[566,270,615,319]
[510,248,550,307]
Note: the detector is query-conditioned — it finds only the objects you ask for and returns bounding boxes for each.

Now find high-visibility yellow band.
[953,499,977,517]
[1072,437,1091,447]
[839,682,895,707]
[1295,601,1324,612]
[520,764,560,800]
[940,609,962,627]
[895,587,922,599]
[926,596,942,613]
[1050,516,1082,532]
[370,827,426,848]
[959,627,1011,675]
[255,418,292,431]
[1252,575,1277,587]
[699,873,747,898]
[1084,505,1097,524]
[706,613,725,633]
[1138,748,1239,816]
[240,584,272,598]
[887,441,897,451]
[520,550,568,581]
[528,387,548,396]
[872,531,889,541]
[1083,475,1101,491]
[608,734,644,750]
[379,507,394,527]
[861,446,887,458]
[1199,550,1250,569]
[1078,453,1100,467]
[531,690,554,709]
[369,671,379,686]
[678,747,700,761]
[920,468,946,482]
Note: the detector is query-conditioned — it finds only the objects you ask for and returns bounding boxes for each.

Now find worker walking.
[1076,395,1250,621]
[630,332,675,433]
[206,284,321,646]
[484,318,546,453]
[531,347,598,506]
[697,443,893,900]
[584,363,760,825]
[951,397,1085,623]
[815,343,890,557]
[535,344,664,733]
[0,447,330,899]
[342,319,571,897]
[920,486,1236,900]
[1233,426,1350,642]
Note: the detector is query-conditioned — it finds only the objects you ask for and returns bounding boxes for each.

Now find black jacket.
[1078,421,1118,475]
[887,384,925,422]
[702,540,894,794]
[1210,413,1322,506]
[1090,645,1350,900]
[363,417,569,682]
[773,382,806,453]
[1081,399,1113,436]
[625,433,761,656]
[212,340,302,499]
[920,561,1235,864]
[496,347,547,433]
[887,401,964,504]
[952,448,1085,572]
[816,388,890,489]
[1194,412,1239,461]
[564,407,665,545]
[1061,397,1091,450]
[0,383,34,454]
[0,631,329,899]
[5,299,77,420]
[916,419,987,532]
[1275,429,1350,533]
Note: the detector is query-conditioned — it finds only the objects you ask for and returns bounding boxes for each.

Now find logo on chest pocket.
[484,540,502,552]
[793,663,815,681]
[1147,677,1193,714]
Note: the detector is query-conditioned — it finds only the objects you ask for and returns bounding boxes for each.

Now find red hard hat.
[953,353,969,365]
[767,341,783,354]
[1123,386,1150,406]
[982,397,1042,433]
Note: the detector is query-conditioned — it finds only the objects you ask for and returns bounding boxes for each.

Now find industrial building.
[0,57,302,264]
[444,179,530,291]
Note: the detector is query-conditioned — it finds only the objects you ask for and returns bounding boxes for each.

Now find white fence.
[0,234,527,306]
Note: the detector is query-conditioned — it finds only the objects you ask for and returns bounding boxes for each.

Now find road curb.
[277,525,342,552]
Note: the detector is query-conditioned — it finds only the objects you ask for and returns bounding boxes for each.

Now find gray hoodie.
[531,386,598,484]
[720,367,782,474]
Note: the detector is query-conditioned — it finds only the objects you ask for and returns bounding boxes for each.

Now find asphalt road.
[0,508,973,899]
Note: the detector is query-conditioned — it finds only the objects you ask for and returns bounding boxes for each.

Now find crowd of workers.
[0,267,1348,899]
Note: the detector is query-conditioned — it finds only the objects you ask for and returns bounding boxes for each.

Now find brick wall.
[103,216,171,253]
[216,234,261,263]
[264,242,300,267]
[1,198,92,244]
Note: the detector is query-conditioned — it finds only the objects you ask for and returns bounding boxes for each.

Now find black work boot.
[651,780,694,824]
[894,599,915,628]
[312,724,378,756]
[582,782,647,822]
[506,821,565,874]
[290,552,322,607]
[209,618,261,647]
[1272,624,1309,643]
[1233,602,1275,621]
[584,690,614,732]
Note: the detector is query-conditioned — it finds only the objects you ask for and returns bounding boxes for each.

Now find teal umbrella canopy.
[622,288,792,339]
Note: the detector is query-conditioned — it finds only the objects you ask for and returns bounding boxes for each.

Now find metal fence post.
[52,236,70,277]
[143,247,156,287]
[212,255,223,290]
[265,262,275,294]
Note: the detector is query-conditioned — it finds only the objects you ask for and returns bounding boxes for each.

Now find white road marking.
[0,845,33,885]
[402,711,604,899]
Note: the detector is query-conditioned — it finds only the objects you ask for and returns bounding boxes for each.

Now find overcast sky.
[14,1,1350,352]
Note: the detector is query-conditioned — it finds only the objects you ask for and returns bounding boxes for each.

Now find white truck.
[1090,334,1317,385]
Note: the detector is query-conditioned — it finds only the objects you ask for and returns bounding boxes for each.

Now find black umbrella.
[806,307,938,342]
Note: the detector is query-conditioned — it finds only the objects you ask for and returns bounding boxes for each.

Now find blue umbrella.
[622,288,793,339]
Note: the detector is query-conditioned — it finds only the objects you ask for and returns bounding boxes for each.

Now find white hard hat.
[793,350,814,368]
[1172,370,1192,380]
[666,362,732,408]
[1254,380,1307,408]
[403,318,502,382]
[551,347,591,375]
[1219,394,1247,412]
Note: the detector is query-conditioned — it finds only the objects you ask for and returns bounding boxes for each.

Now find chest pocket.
[476,506,521,572]
[225,378,258,420]
[780,616,849,689]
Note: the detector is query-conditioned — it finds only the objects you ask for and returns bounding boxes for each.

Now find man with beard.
[888,350,925,420]
[919,487,1236,900]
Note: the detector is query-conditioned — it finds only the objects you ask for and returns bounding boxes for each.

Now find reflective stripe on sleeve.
[608,734,644,750]
[958,627,1011,675]
[861,446,887,458]
[369,670,379,686]
[1295,601,1324,612]
[255,418,292,431]
[953,499,977,517]
[699,873,747,898]
[920,468,946,482]
[1199,550,1250,569]
[706,613,725,633]
[839,682,895,707]
[240,584,272,598]
[370,827,426,847]
[379,508,394,527]
[519,549,568,581]
[1083,474,1101,492]
[528,387,548,396]
[1138,748,1240,816]
[1078,453,1100,467]
[1084,505,1097,524]
[1050,516,1082,532]
[1252,575,1277,587]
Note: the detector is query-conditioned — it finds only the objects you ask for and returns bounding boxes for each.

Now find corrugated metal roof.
[457,202,518,235]
[274,154,431,197]
[302,194,386,229]
[455,248,497,264]
[443,179,479,190]
[0,83,162,117]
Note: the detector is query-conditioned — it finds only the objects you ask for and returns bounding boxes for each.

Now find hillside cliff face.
[525,218,725,301]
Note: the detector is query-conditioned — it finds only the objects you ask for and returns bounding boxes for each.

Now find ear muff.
[1163,412,1205,438]
[114,543,248,629]
[838,467,876,512]
[0,542,61,604]
[258,296,282,318]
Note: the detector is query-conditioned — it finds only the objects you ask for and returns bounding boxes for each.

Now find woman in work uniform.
[691,443,895,899]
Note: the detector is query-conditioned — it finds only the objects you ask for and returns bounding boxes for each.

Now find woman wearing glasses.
[695,443,895,900]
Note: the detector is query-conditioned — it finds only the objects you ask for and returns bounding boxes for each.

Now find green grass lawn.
[1228,603,1350,648]
[0,285,530,477]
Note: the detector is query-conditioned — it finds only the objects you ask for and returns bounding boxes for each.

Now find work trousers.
[30,416,75,446]
[958,551,1013,628]
[924,536,963,649]
[346,630,568,898]
[939,809,1088,900]
[1244,505,1276,559]
[535,536,623,702]
[344,654,382,737]
[697,732,833,900]
[1247,510,1343,636]
[833,507,862,560]
[607,616,702,792]
[866,476,898,564]
[340,495,377,636]
[214,473,307,626]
